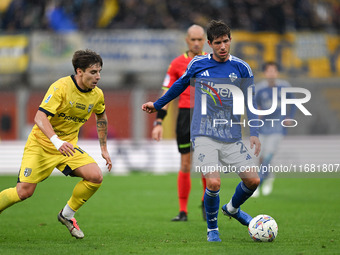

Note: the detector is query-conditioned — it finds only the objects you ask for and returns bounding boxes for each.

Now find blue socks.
[204,188,220,230]
[231,181,255,209]
[204,182,255,230]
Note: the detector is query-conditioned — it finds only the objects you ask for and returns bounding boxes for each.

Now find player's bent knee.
[254,177,261,187]
[244,177,260,190]
[94,173,103,184]
[86,174,102,184]
[75,164,103,183]
[85,170,103,184]
[16,184,36,200]
[206,179,221,191]
[18,192,33,200]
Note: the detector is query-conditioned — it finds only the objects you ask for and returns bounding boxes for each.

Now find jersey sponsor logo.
[69,101,75,107]
[44,94,52,103]
[201,82,223,106]
[76,103,86,110]
[24,168,32,177]
[57,113,88,123]
[200,81,231,102]
[199,82,223,114]
[88,104,94,113]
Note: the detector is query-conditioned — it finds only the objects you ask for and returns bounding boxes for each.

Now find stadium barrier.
[2,30,340,88]
[0,136,339,176]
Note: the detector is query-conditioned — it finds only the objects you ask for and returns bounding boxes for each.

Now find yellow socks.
[0,181,101,215]
[0,187,21,213]
[67,180,102,211]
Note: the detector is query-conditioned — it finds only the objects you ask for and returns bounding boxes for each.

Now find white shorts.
[259,133,283,157]
[192,136,256,175]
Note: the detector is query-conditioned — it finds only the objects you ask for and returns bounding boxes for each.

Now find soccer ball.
[248,214,278,242]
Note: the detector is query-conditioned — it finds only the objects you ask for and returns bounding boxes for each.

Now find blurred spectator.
[46,1,78,32]
[0,0,48,31]
[1,0,339,33]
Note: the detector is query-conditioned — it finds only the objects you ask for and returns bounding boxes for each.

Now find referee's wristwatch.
[153,121,162,126]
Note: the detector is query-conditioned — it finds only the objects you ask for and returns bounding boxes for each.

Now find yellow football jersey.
[28,75,105,150]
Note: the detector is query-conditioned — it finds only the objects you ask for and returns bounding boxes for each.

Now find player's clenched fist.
[141,102,157,113]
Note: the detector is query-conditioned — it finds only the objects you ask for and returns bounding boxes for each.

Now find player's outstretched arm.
[141,102,157,113]
[34,110,75,156]
[250,136,261,157]
[95,112,112,171]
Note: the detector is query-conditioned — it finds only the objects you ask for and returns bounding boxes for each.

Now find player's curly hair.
[207,20,231,42]
[72,49,103,73]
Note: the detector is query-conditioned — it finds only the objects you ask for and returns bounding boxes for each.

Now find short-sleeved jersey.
[255,79,296,135]
[154,54,258,143]
[162,52,206,108]
[28,75,105,150]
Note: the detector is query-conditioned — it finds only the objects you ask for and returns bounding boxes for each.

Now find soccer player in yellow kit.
[0,49,112,239]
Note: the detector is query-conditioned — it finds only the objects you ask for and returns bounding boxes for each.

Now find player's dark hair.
[263,61,280,72]
[72,49,103,73]
[207,20,231,42]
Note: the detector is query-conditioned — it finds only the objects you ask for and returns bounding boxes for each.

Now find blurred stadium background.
[0,0,340,175]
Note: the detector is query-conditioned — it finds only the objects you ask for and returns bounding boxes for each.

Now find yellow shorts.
[18,139,97,184]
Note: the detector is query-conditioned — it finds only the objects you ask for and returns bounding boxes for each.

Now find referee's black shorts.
[176,108,193,154]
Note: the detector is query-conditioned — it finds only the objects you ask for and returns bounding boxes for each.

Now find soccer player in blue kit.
[142,20,261,242]
[253,62,296,197]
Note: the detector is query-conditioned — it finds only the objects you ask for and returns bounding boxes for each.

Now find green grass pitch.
[0,173,339,255]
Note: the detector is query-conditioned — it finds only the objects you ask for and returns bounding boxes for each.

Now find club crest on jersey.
[229,72,237,82]
[24,168,32,177]
[88,104,94,113]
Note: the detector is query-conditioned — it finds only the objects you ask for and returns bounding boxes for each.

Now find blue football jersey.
[255,79,296,135]
[154,54,258,143]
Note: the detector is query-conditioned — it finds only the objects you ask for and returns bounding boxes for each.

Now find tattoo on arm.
[96,118,108,147]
